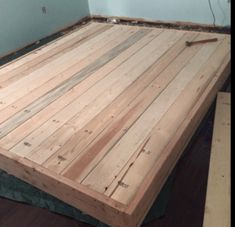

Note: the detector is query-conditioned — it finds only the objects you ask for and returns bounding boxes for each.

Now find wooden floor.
[0,22,231,226]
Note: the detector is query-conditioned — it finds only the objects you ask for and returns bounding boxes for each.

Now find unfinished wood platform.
[0,22,231,226]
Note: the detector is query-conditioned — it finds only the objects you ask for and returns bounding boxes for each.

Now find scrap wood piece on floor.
[203,92,231,227]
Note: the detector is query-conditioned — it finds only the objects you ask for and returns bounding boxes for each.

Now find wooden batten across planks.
[203,92,231,227]
[0,22,230,226]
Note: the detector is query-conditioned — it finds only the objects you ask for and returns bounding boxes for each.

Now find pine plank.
[203,92,231,227]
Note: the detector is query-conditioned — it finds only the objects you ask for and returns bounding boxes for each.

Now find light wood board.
[203,92,231,227]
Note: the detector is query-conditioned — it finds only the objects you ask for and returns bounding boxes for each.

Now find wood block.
[203,92,231,227]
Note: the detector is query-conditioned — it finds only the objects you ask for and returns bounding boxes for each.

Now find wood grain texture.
[0,22,230,226]
[203,92,231,227]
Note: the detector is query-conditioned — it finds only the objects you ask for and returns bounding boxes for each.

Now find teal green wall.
[0,0,230,58]
[0,0,89,57]
[88,0,231,26]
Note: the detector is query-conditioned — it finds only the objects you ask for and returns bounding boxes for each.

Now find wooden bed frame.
[0,22,230,226]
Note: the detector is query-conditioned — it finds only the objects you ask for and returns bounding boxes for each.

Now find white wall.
[88,0,231,26]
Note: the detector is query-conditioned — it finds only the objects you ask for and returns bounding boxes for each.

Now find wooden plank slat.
[203,92,231,227]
